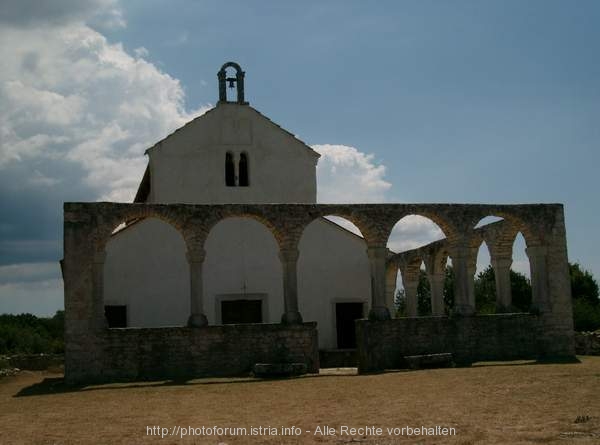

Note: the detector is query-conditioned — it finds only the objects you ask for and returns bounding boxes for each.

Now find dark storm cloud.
[0,0,122,27]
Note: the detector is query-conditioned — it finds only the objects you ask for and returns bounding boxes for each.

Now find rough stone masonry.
[62,202,574,383]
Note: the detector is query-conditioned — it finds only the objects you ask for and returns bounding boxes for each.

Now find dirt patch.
[1,357,599,444]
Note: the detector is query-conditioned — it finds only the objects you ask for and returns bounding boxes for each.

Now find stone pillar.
[385,263,398,317]
[467,258,477,312]
[428,273,446,316]
[187,248,208,327]
[280,248,303,324]
[233,152,239,186]
[491,256,513,311]
[526,245,551,313]
[451,246,475,315]
[403,277,419,317]
[92,251,107,330]
[367,246,391,320]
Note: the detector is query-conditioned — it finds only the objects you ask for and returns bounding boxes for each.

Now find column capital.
[526,245,547,259]
[403,279,419,290]
[367,245,388,260]
[186,248,206,263]
[279,248,300,263]
[491,256,513,269]
[428,272,446,282]
[449,244,477,260]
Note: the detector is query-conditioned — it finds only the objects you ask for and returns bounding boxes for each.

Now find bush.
[0,311,64,355]
[573,299,600,332]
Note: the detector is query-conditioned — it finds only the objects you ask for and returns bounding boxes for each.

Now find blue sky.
[0,0,599,315]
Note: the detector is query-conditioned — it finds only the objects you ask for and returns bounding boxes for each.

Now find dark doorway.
[335,302,364,349]
[105,305,127,328]
[221,299,262,324]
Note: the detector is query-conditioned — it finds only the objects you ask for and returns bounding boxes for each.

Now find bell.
[227,78,236,89]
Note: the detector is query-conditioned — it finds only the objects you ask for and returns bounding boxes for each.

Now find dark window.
[221,300,262,324]
[225,152,235,186]
[335,303,364,348]
[105,305,127,328]
[239,153,249,187]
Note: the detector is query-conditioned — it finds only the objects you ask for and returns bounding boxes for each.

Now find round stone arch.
[83,205,191,330]
[91,205,188,257]
[306,206,378,246]
[470,208,542,250]
[384,210,452,253]
[199,210,286,252]
[201,214,285,325]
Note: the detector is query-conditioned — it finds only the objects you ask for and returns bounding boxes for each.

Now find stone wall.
[63,202,574,382]
[574,331,600,356]
[66,322,318,384]
[356,314,540,372]
[6,354,64,371]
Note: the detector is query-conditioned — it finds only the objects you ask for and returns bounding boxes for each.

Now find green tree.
[569,263,600,331]
[0,311,64,355]
[570,263,599,305]
[473,265,532,313]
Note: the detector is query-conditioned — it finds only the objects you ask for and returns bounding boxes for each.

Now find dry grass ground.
[1,357,599,445]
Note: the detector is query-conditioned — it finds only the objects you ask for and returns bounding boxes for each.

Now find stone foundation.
[356,314,543,373]
[65,322,318,384]
[574,331,600,356]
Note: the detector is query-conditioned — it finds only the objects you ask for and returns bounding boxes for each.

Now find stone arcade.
[61,63,575,383]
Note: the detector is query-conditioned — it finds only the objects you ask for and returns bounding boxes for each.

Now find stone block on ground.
[253,362,308,378]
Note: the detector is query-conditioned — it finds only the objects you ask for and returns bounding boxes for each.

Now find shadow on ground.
[13,357,581,398]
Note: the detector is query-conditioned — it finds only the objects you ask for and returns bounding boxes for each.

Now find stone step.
[319,349,357,368]
[404,353,454,370]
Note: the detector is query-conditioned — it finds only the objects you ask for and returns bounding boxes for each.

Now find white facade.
[103,96,371,349]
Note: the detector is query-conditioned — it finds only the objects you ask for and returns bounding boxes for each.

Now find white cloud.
[0,22,210,202]
[134,46,149,58]
[313,144,392,203]
[387,215,445,253]
[312,144,446,251]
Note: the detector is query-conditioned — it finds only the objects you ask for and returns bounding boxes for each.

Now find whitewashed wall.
[103,102,371,349]
[147,103,319,204]
[103,217,371,349]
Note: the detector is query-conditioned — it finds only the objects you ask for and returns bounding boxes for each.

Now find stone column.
[467,257,477,312]
[232,152,239,186]
[451,246,475,315]
[187,248,208,327]
[403,277,419,317]
[491,256,513,311]
[526,245,551,313]
[429,273,446,316]
[385,263,398,317]
[367,246,391,320]
[92,251,108,330]
[280,248,303,324]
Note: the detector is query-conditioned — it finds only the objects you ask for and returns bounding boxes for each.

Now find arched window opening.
[386,215,447,317]
[239,152,249,187]
[225,152,235,186]
[511,232,532,312]
[474,215,504,229]
[474,241,496,314]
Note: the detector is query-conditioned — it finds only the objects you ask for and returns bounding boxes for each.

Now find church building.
[102,62,377,350]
